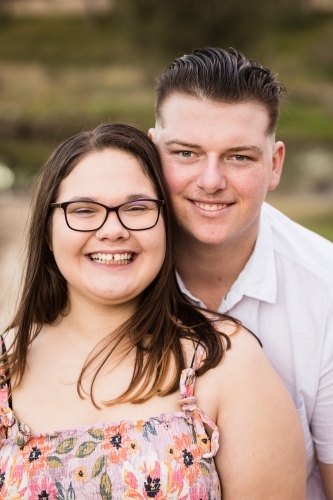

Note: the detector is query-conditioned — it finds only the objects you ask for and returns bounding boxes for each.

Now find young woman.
[0,123,305,499]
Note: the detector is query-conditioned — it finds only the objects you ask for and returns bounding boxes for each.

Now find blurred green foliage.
[0,4,332,239]
[0,17,132,66]
[278,103,333,140]
[303,214,333,241]
[114,0,305,58]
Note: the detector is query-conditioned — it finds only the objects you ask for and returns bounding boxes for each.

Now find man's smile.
[193,201,231,212]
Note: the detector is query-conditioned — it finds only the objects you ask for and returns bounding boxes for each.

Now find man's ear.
[268,141,285,191]
[148,128,155,141]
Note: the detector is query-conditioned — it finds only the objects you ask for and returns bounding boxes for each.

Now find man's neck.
[175,231,258,311]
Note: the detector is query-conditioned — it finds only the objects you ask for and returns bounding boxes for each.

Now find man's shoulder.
[262,203,333,283]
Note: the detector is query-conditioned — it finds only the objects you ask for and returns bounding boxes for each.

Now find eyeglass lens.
[65,200,160,231]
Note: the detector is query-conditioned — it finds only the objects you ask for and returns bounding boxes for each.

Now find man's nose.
[196,157,227,193]
[95,211,129,241]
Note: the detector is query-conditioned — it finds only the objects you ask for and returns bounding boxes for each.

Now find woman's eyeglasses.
[50,199,165,232]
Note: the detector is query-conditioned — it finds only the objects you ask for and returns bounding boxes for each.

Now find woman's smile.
[88,252,134,266]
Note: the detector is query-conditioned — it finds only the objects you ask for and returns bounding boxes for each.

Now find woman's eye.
[126,205,146,212]
[74,209,95,215]
[179,151,193,158]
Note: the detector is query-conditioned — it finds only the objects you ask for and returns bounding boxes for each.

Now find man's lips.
[192,201,232,211]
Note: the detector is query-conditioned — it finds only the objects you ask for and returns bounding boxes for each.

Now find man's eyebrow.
[164,141,263,155]
[226,145,263,155]
[164,140,200,148]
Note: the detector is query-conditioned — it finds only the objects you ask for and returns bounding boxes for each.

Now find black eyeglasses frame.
[50,199,165,232]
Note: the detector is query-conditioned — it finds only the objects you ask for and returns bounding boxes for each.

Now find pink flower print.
[28,476,59,500]
[0,456,29,499]
[179,368,196,400]
[189,483,209,500]
[0,405,15,428]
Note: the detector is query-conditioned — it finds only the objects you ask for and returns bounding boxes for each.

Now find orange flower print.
[165,444,178,461]
[123,453,186,499]
[101,423,130,464]
[126,438,140,455]
[172,433,202,486]
[135,420,143,433]
[19,436,53,479]
[197,433,211,455]
[74,466,87,482]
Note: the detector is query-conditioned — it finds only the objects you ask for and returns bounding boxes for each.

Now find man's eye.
[234,155,248,161]
[179,151,193,158]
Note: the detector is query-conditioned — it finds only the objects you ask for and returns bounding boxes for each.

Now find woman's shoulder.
[214,322,276,383]
[197,318,287,409]
[208,316,262,357]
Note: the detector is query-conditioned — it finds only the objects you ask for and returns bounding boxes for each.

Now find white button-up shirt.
[178,202,333,500]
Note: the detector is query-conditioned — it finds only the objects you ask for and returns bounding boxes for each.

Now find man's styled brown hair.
[3,123,236,407]
[155,47,286,135]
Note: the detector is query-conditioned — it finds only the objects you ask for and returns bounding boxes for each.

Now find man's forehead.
[156,95,273,139]
[158,94,270,122]
[157,93,209,125]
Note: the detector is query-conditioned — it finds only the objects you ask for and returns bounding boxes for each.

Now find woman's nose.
[95,211,130,241]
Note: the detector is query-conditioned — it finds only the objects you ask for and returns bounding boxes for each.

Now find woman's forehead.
[57,149,158,202]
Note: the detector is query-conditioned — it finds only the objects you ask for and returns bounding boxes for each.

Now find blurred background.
[0,0,332,328]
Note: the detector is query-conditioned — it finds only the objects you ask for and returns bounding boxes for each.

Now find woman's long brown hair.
[2,123,238,407]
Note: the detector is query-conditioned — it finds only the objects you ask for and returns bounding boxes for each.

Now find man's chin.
[176,225,233,248]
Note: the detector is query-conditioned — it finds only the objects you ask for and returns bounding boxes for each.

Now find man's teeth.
[195,202,228,211]
[90,253,132,265]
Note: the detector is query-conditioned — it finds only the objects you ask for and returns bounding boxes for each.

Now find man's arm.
[318,462,333,500]
[312,308,333,499]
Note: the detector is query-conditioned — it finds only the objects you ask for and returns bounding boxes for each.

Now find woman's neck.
[55,292,139,351]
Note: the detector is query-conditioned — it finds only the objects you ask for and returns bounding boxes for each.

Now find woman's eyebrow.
[67,194,153,203]
[126,194,155,201]
[68,196,97,202]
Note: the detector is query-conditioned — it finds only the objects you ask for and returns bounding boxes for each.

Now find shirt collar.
[177,204,277,310]
[230,204,277,305]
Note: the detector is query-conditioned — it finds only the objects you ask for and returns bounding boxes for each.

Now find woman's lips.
[88,252,133,265]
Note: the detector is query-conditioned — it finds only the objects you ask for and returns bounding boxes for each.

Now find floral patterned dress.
[0,337,221,499]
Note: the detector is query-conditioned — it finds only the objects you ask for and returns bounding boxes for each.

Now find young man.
[149,47,333,499]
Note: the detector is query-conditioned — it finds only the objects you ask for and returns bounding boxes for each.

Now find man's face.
[149,95,285,249]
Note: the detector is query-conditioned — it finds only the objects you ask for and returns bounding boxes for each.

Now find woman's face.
[51,148,166,308]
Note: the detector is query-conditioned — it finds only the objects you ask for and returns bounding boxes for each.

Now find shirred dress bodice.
[0,337,221,499]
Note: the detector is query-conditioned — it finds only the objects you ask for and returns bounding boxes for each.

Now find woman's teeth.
[89,253,132,265]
